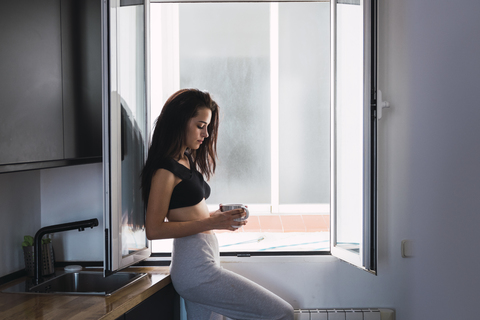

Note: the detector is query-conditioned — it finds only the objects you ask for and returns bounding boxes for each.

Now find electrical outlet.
[401,239,413,258]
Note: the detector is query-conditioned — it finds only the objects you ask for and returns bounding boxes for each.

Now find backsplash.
[0,162,104,278]
[0,170,41,277]
[40,163,104,261]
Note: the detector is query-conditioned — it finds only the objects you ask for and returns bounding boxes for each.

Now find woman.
[142,89,294,320]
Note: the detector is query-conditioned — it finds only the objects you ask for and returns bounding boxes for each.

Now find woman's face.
[184,107,212,150]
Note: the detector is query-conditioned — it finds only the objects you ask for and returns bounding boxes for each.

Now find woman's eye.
[198,126,205,129]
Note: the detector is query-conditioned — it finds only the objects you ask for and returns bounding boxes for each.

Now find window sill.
[144,253,337,266]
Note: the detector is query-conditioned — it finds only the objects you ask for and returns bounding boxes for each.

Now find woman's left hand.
[209,208,247,231]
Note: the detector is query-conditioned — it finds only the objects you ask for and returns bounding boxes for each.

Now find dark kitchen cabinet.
[61,0,103,160]
[0,0,102,173]
[115,283,180,320]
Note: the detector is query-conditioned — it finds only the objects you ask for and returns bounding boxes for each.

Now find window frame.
[329,0,377,273]
[103,0,152,276]
[148,0,378,271]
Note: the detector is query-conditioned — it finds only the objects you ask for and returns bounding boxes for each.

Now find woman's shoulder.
[157,157,191,179]
[157,157,176,168]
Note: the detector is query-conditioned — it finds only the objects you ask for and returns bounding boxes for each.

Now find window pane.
[332,0,365,259]
[150,2,331,254]
[119,5,147,255]
[179,3,271,204]
[331,0,376,273]
[105,2,150,273]
[278,3,330,205]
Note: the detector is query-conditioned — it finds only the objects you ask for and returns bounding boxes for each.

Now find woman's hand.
[209,208,247,231]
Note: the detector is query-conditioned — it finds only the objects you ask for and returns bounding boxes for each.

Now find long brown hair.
[141,89,219,204]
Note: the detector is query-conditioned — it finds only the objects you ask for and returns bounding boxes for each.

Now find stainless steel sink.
[2,271,147,296]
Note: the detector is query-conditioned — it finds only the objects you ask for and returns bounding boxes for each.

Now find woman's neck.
[175,149,189,162]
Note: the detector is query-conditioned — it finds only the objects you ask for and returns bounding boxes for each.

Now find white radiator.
[294,308,395,320]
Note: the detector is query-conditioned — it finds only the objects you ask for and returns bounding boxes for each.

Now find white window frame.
[330,0,377,273]
[149,0,377,273]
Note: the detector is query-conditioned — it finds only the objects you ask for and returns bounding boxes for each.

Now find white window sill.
[145,254,338,265]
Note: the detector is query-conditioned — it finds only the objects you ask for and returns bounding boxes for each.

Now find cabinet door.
[0,0,102,171]
[124,283,180,320]
[61,0,103,160]
[0,0,64,165]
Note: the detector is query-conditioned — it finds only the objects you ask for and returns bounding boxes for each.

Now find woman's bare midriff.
[167,199,213,234]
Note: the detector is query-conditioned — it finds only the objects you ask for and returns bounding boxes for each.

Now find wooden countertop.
[0,266,171,320]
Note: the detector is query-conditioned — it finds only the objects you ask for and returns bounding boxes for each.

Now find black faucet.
[33,218,99,283]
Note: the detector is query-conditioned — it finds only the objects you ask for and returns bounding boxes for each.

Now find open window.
[150,1,331,254]
[330,0,377,273]
[145,0,378,273]
[103,0,151,275]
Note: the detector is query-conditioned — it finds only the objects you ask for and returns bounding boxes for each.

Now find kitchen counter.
[0,266,172,320]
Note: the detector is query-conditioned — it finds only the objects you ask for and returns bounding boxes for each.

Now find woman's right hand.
[209,208,247,231]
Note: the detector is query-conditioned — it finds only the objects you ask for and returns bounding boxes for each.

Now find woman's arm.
[145,169,246,240]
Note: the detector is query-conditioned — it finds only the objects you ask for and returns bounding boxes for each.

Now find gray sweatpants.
[170,233,294,320]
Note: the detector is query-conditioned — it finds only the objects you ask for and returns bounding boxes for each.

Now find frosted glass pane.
[335,1,363,250]
[278,3,330,204]
[117,5,147,255]
[178,4,271,204]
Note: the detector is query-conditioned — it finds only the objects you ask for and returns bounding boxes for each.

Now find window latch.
[377,90,391,120]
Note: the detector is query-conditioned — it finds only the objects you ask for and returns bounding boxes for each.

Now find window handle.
[377,90,391,120]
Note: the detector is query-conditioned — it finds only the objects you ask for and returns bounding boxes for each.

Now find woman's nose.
[202,128,209,138]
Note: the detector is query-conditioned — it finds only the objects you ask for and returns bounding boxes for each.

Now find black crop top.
[158,157,211,210]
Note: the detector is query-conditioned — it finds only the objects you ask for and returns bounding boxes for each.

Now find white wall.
[0,163,104,278]
[0,170,41,276]
[396,0,480,318]
[40,163,104,261]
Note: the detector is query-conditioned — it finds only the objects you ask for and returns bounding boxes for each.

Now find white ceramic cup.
[219,203,249,228]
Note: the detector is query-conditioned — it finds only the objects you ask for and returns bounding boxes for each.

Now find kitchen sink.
[2,271,147,296]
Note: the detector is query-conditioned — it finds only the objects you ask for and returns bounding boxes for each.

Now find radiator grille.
[294,308,395,320]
